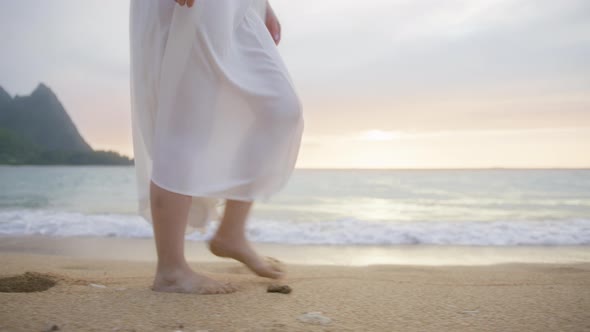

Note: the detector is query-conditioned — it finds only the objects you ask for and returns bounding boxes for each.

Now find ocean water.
[0,165,589,246]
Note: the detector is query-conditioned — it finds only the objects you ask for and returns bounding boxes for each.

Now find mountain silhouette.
[0,83,133,165]
[0,86,11,108]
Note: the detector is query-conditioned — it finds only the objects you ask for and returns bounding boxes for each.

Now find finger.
[268,21,279,45]
[273,22,281,45]
[187,0,195,7]
[176,0,186,6]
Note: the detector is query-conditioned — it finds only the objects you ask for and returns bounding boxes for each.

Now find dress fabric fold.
[129,0,304,234]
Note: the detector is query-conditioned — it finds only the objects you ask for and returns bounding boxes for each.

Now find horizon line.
[293,167,590,171]
[3,165,588,171]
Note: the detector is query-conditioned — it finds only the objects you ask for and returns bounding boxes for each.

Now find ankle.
[156,262,191,278]
[211,231,247,243]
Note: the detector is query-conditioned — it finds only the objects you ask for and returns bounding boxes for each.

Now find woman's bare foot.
[208,236,285,279]
[152,266,237,294]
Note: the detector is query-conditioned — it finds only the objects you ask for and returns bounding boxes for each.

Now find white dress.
[128,0,304,234]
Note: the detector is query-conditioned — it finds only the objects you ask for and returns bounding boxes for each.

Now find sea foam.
[1,209,589,246]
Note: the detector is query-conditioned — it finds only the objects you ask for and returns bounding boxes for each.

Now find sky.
[1,0,589,168]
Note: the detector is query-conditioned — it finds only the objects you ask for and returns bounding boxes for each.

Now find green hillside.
[0,83,133,165]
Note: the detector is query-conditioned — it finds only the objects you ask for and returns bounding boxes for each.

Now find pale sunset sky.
[1,0,589,168]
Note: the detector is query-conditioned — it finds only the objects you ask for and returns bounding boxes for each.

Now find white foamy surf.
[1,209,589,246]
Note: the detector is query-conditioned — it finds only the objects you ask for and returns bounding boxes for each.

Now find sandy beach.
[1,237,589,332]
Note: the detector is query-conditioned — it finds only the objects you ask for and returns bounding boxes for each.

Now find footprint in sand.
[0,272,57,293]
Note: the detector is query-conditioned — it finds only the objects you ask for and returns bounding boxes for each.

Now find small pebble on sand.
[43,324,60,331]
[267,284,292,294]
[89,283,106,289]
[297,312,332,325]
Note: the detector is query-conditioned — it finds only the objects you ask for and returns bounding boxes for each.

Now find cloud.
[0,1,130,94]
[280,0,590,100]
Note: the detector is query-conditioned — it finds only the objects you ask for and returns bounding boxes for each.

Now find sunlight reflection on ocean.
[1,166,589,246]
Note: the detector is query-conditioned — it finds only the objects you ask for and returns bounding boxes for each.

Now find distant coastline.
[0,83,133,165]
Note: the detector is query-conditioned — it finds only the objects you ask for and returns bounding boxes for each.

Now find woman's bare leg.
[150,180,236,294]
[208,199,284,279]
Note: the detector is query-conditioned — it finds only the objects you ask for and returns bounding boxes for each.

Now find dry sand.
[1,251,589,332]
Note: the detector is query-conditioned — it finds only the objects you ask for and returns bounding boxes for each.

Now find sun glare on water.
[359,130,404,141]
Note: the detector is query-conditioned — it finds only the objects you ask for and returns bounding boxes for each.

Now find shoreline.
[0,235,589,266]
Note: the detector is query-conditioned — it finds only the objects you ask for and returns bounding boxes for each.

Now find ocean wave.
[0,209,589,246]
